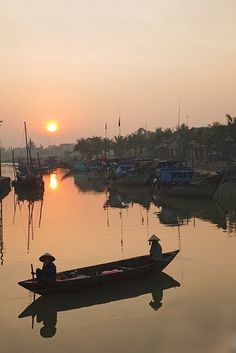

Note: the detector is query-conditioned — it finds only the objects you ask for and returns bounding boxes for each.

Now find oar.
[31,264,35,279]
[31,315,35,330]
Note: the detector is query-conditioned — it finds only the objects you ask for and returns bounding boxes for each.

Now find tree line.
[1,114,235,162]
[74,115,236,162]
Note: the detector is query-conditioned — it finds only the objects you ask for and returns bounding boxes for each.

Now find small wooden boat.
[18,250,179,295]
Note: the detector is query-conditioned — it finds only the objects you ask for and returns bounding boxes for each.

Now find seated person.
[36,253,56,283]
[148,234,162,260]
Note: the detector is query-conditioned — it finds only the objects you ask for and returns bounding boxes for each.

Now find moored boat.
[18,250,179,295]
[12,122,44,193]
[108,162,154,186]
[0,176,11,199]
[153,160,223,198]
[154,173,223,198]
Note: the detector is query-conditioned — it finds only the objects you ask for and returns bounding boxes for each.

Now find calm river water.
[0,165,236,353]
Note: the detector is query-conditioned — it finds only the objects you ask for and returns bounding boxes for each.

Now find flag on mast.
[105,122,107,138]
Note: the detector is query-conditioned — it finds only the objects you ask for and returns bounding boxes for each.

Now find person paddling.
[148,235,162,260]
[36,253,57,283]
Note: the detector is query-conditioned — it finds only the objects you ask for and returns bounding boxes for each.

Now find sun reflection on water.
[49,173,58,190]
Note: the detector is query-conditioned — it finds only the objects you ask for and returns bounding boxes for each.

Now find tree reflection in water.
[154,195,236,232]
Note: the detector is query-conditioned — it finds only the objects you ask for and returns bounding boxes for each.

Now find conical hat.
[39,253,55,262]
[148,234,160,241]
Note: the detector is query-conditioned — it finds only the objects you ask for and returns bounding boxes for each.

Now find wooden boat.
[12,122,44,192]
[14,187,44,202]
[154,173,223,198]
[0,176,11,200]
[18,250,179,295]
[18,272,180,319]
[153,160,223,198]
[0,148,11,199]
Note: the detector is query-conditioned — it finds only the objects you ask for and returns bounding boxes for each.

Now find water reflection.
[59,170,236,233]
[104,186,154,210]
[0,186,11,265]
[14,191,44,251]
[0,201,4,265]
[154,196,230,230]
[18,272,180,338]
[49,173,58,190]
[62,171,108,193]
[216,199,236,234]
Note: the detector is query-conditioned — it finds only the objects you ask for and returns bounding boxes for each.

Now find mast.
[0,145,1,177]
[178,96,181,127]
[0,120,2,177]
[24,121,30,167]
[11,148,16,179]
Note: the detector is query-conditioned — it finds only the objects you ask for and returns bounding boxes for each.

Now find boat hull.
[154,174,222,198]
[0,177,11,199]
[109,164,154,186]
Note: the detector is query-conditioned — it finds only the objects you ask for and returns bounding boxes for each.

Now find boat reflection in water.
[18,272,180,338]
[215,198,236,234]
[14,189,44,251]
[154,195,229,230]
[104,186,154,210]
[0,200,6,265]
[62,171,108,193]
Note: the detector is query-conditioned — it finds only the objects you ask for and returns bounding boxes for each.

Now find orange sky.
[0,0,236,147]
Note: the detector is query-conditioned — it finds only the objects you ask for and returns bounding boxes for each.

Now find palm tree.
[226,114,236,125]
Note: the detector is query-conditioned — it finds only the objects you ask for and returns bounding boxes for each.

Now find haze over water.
[0,165,235,353]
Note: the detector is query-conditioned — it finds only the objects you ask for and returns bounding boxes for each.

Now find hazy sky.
[0,0,236,147]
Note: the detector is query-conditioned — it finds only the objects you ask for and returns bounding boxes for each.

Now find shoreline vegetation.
[1,119,236,165]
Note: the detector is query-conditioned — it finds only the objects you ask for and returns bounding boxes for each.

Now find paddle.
[31,264,35,279]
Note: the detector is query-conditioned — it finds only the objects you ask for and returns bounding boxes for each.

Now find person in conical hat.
[39,253,56,262]
[148,234,160,243]
[148,234,162,260]
[36,253,57,283]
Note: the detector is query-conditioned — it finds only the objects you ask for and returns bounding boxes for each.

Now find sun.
[46,120,58,133]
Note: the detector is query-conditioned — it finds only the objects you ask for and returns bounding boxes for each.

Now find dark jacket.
[41,262,57,281]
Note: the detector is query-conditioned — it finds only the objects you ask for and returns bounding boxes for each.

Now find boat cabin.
[116,164,134,177]
[157,160,193,184]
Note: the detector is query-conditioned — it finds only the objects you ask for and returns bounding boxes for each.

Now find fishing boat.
[0,148,11,199]
[153,160,223,198]
[0,177,11,200]
[108,162,155,186]
[18,250,179,295]
[18,272,180,319]
[14,187,44,203]
[12,122,44,192]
